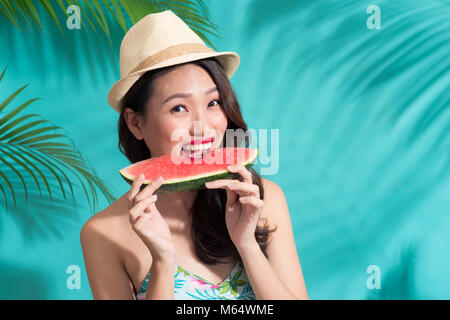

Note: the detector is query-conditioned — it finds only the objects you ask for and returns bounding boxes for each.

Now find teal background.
[1,0,449,299]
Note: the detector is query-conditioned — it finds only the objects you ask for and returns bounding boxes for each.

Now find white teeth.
[183,142,212,152]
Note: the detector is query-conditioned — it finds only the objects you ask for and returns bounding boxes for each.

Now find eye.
[209,99,221,107]
[170,105,188,113]
[170,100,221,113]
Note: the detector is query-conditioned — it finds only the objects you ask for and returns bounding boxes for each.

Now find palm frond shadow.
[0,65,116,228]
[245,0,450,157]
[0,261,49,299]
[1,186,81,244]
[242,0,449,297]
[366,243,418,299]
[1,0,219,89]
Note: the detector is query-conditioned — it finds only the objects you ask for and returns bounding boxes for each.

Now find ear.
[124,108,145,140]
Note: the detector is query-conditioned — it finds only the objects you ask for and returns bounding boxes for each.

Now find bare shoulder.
[259,177,309,299]
[259,177,287,224]
[81,197,118,232]
[260,177,283,195]
[80,194,129,258]
[79,194,140,299]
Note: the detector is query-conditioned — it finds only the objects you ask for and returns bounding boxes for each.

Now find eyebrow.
[162,87,218,104]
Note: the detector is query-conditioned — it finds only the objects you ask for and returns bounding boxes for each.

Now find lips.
[188,137,214,145]
[181,137,215,160]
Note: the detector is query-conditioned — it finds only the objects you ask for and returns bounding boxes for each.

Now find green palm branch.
[0,65,116,214]
[0,0,219,47]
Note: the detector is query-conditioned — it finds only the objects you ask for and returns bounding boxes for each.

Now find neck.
[156,190,198,236]
[157,190,198,216]
[156,190,198,222]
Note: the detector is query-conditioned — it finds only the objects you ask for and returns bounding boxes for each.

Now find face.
[124,64,228,160]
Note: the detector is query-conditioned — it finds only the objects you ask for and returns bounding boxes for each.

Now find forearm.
[237,242,306,300]
[144,258,175,300]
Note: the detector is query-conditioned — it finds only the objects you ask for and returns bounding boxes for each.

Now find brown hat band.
[128,43,215,75]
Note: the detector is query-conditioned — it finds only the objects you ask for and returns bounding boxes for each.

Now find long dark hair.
[118,57,277,264]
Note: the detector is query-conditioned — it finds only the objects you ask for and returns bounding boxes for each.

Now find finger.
[205,179,237,187]
[205,180,237,192]
[223,187,238,209]
[227,164,253,184]
[135,176,164,203]
[205,181,240,204]
[127,173,145,209]
[144,199,158,214]
[129,195,157,224]
[132,213,152,233]
[206,180,259,197]
[224,181,259,197]
[239,196,264,208]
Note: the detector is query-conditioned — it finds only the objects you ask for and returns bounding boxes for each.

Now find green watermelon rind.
[119,148,259,194]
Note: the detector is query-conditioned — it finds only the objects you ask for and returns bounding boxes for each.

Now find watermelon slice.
[119,147,259,194]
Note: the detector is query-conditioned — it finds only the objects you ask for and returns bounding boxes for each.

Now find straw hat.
[107,10,240,113]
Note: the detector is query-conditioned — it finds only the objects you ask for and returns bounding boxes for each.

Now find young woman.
[80,10,308,300]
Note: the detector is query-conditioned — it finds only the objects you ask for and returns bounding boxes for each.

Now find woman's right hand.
[127,173,175,262]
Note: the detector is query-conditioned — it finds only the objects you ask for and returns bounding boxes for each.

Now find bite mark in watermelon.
[119,147,259,194]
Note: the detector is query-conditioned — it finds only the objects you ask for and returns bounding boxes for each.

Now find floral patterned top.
[136,259,256,300]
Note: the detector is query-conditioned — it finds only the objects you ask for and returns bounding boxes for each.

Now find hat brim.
[107,51,240,113]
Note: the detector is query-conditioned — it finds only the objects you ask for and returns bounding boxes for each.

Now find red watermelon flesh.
[119,147,259,194]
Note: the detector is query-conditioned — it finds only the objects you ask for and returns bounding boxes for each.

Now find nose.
[189,108,212,138]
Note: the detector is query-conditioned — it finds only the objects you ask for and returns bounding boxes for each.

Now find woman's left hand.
[205,164,264,251]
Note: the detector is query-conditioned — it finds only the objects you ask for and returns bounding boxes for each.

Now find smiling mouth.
[181,139,215,160]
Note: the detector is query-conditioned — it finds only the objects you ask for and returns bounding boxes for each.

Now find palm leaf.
[185,288,225,300]
[238,284,256,300]
[0,65,116,214]
[0,0,19,27]
[37,0,64,33]
[19,0,44,30]
[103,0,127,33]
[1,0,219,88]
[0,0,218,47]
